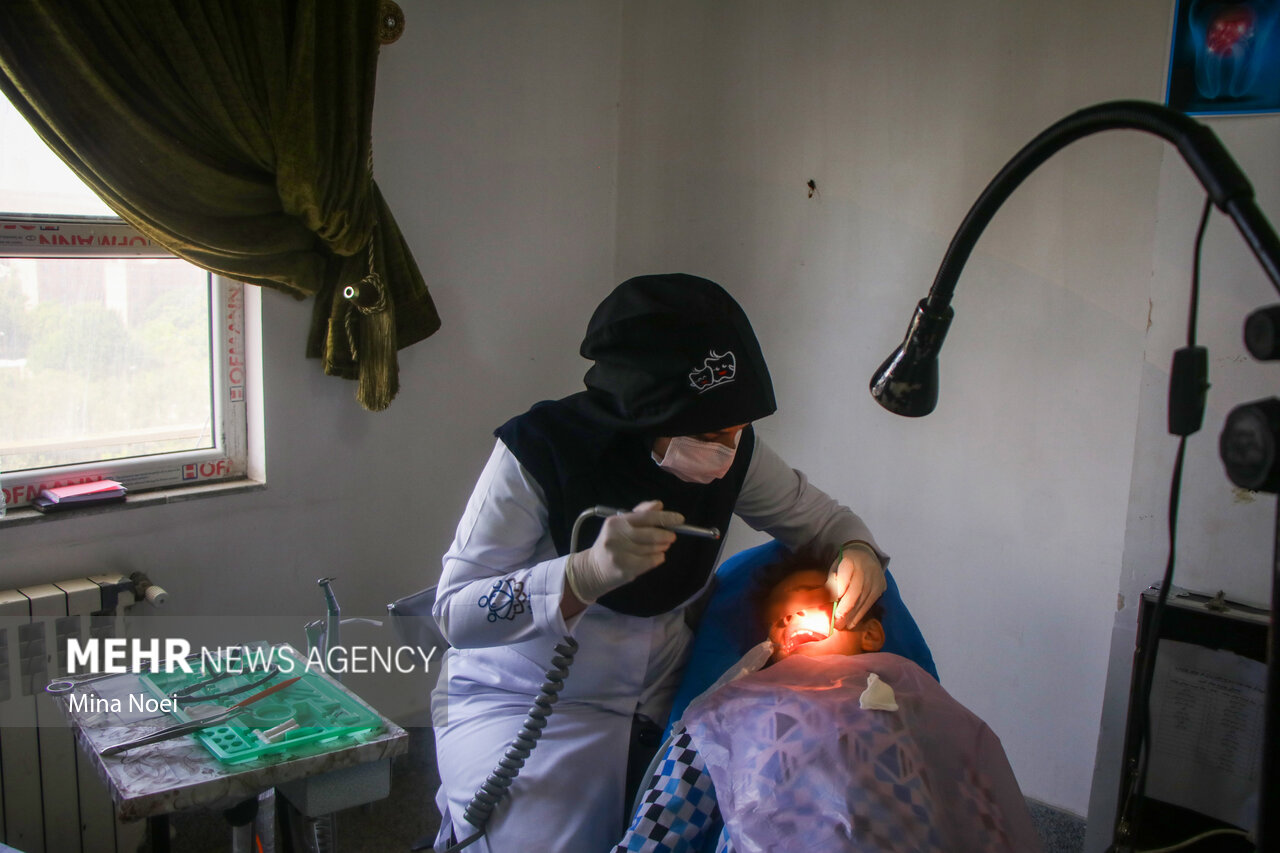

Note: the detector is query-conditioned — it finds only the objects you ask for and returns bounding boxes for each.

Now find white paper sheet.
[1145,639,1265,832]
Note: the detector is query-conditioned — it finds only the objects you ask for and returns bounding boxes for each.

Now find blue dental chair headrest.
[666,540,938,731]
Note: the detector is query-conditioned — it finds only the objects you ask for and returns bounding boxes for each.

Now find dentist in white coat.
[431,273,888,851]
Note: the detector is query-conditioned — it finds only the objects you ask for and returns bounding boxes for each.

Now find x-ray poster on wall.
[1166,0,1280,115]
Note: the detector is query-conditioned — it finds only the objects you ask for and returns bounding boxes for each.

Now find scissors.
[46,652,206,695]
[45,671,127,694]
[100,675,301,756]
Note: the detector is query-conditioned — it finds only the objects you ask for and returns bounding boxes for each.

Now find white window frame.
[0,213,249,511]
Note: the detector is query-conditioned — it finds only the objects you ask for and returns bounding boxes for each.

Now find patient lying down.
[612,551,1043,853]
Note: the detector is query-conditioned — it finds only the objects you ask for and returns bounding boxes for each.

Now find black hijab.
[496,274,778,617]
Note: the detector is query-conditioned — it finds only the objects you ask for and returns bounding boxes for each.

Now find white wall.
[3,0,1277,837]
[614,0,1279,827]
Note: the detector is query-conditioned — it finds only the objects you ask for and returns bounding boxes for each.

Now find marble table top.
[55,644,409,821]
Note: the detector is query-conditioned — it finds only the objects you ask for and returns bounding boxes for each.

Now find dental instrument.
[100,676,302,756]
[320,577,340,667]
[586,505,721,540]
[305,577,383,683]
[299,578,383,853]
[168,667,237,699]
[45,671,133,694]
[46,651,205,695]
[173,667,281,705]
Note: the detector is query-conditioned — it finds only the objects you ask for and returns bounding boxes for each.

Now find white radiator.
[0,575,147,853]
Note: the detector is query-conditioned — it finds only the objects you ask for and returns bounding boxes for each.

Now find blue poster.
[1166,0,1280,115]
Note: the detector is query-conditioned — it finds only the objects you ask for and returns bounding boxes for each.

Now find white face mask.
[655,434,738,484]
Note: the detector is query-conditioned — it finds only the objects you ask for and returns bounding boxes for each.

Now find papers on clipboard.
[1144,639,1265,833]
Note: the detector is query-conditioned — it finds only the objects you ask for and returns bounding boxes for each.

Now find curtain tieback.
[341,237,398,411]
[343,272,388,313]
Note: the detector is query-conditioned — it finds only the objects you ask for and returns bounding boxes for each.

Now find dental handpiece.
[588,505,721,539]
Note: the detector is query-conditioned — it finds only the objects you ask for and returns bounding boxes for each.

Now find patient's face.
[764,569,884,662]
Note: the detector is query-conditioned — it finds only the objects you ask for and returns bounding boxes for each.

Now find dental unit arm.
[304,577,383,684]
[443,506,721,853]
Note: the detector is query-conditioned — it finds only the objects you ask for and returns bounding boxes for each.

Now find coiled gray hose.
[453,635,579,840]
[442,507,611,852]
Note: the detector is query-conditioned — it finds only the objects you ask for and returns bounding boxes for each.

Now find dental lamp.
[869,100,1280,851]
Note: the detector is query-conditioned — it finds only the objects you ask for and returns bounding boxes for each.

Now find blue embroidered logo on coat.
[479,579,528,622]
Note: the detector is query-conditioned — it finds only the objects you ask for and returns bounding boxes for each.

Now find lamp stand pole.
[1264,497,1280,848]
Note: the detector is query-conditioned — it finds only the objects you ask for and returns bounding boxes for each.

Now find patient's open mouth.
[784,628,828,651]
[782,609,832,651]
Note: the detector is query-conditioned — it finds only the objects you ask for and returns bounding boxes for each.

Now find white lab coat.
[431,437,882,852]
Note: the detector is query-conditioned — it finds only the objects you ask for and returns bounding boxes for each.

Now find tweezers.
[101,675,301,756]
[100,706,247,756]
[169,668,237,699]
[174,667,279,704]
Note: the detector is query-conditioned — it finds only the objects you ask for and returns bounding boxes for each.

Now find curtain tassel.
[342,267,398,411]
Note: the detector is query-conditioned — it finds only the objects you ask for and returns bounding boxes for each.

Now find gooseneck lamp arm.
[870,99,1280,851]
[870,100,1280,417]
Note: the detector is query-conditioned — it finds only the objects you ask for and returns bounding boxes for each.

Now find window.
[0,99,248,512]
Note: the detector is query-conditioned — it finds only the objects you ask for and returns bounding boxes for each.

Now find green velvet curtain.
[0,0,439,410]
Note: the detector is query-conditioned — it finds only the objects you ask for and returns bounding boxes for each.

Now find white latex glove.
[825,541,886,629]
[565,500,684,604]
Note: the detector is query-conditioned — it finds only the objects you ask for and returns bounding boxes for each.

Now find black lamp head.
[869,299,954,417]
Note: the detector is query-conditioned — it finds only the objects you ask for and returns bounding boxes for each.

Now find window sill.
[0,478,266,529]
